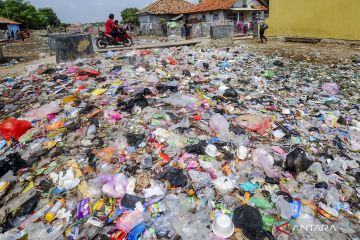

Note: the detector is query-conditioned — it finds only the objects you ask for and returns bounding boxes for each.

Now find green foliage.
[39,7,61,27]
[159,18,167,25]
[0,0,61,29]
[120,8,140,26]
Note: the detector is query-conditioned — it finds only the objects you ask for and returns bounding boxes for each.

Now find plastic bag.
[0,118,32,141]
[163,93,197,107]
[97,173,128,198]
[236,114,272,135]
[24,101,61,121]
[116,210,144,233]
[209,114,229,136]
[252,148,281,178]
[104,110,122,123]
[321,83,339,95]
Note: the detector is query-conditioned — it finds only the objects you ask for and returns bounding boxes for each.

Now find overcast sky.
[28,0,198,24]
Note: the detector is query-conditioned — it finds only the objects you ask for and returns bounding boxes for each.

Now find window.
[202,14,206,21]
[213,13,219,21]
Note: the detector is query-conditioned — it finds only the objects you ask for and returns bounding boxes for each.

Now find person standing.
[260,21,268,43]
[184,20,191,40]
[11,30,15,40]
[243,23,248,35]
[5,30,10,40]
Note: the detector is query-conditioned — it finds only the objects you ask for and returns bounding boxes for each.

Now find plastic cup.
[212,214,234,238]
[205,144,219,157]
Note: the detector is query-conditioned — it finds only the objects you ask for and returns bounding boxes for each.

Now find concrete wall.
[139,14,174,25]
[266,0,360,40]
[190,10,226,22]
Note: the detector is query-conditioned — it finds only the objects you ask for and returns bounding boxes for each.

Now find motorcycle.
[96,29,133,49]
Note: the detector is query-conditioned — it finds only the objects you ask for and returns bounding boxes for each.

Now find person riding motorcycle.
[105,14,121,41]
[113,20,126,42]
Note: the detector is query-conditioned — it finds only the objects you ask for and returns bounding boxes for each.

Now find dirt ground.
[1,36,359,78]
[1,36,49,62]
[238,38,360,64]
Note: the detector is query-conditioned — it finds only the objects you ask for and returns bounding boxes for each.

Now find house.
[0,17,20,40]
[266,0,360,41]
[187,0,268,23]
[138,0,194,26]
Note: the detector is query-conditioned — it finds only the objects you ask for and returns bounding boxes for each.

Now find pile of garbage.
[0,45,359,240]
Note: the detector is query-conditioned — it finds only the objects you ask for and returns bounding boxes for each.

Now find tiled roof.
[251,3,268,10]
[187,0,236,13]
[187,0,268,13]
[0,17,20,25]
[138,0,194,15]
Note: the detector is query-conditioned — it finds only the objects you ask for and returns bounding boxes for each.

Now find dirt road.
[1,36,359,78]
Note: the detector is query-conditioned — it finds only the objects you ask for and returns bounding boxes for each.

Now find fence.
[140,20,257,38]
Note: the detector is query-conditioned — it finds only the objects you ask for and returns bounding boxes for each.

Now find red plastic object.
[140,50,152,56]
[0,118,32,141]
[78,69,100,77]
[167,57,177,65]
[194,114,202,121]
[75,75,89,81]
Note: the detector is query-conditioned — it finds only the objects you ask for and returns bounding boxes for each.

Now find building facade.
[187,0,268,23]
[266,0,360,40]
[0,17,20,40]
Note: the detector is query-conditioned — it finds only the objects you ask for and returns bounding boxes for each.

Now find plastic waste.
[321,83,339,95]
[232,205,264,240]
[0,118,32,141]
[285,148,312,173]
[252,148,281,178]
[98,173,128,198]
[213,176,234,195]
[45,199,65,222]
[116,210,144,233]
[24,101,61,121]
[209,114,229,136]
[236,114,272,135]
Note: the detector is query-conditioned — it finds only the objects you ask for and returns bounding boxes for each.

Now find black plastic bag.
[185,140,207,155]
[232,205,264,240]
[126,133,145,147]
[121,194,145,209]
[0,153,28,178]
[156,84,178,93]
[223,88,238,98]
[160,168,187,187]
[285,148,312,173]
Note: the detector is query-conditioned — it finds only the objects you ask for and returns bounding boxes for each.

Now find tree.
[120,8,140,26]
[0,0,60,29]
[39,7,61,27]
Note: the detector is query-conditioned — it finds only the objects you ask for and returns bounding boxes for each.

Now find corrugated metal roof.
[0,17,20,25]
[138,0,194,15]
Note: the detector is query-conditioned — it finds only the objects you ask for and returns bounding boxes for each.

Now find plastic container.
[45,199,65,222]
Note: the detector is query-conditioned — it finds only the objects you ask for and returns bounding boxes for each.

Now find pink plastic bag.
[97,173,128,198]
[321,83,339,95]
[104,110,122,123]
[252,148,281,178]
[24,101,61,121]
[67,66,79,74]
[116,210,144,233]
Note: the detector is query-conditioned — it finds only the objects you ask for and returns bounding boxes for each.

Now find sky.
[27,0,198,24]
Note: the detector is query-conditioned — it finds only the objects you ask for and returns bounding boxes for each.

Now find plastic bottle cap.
[45,212,55,222]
